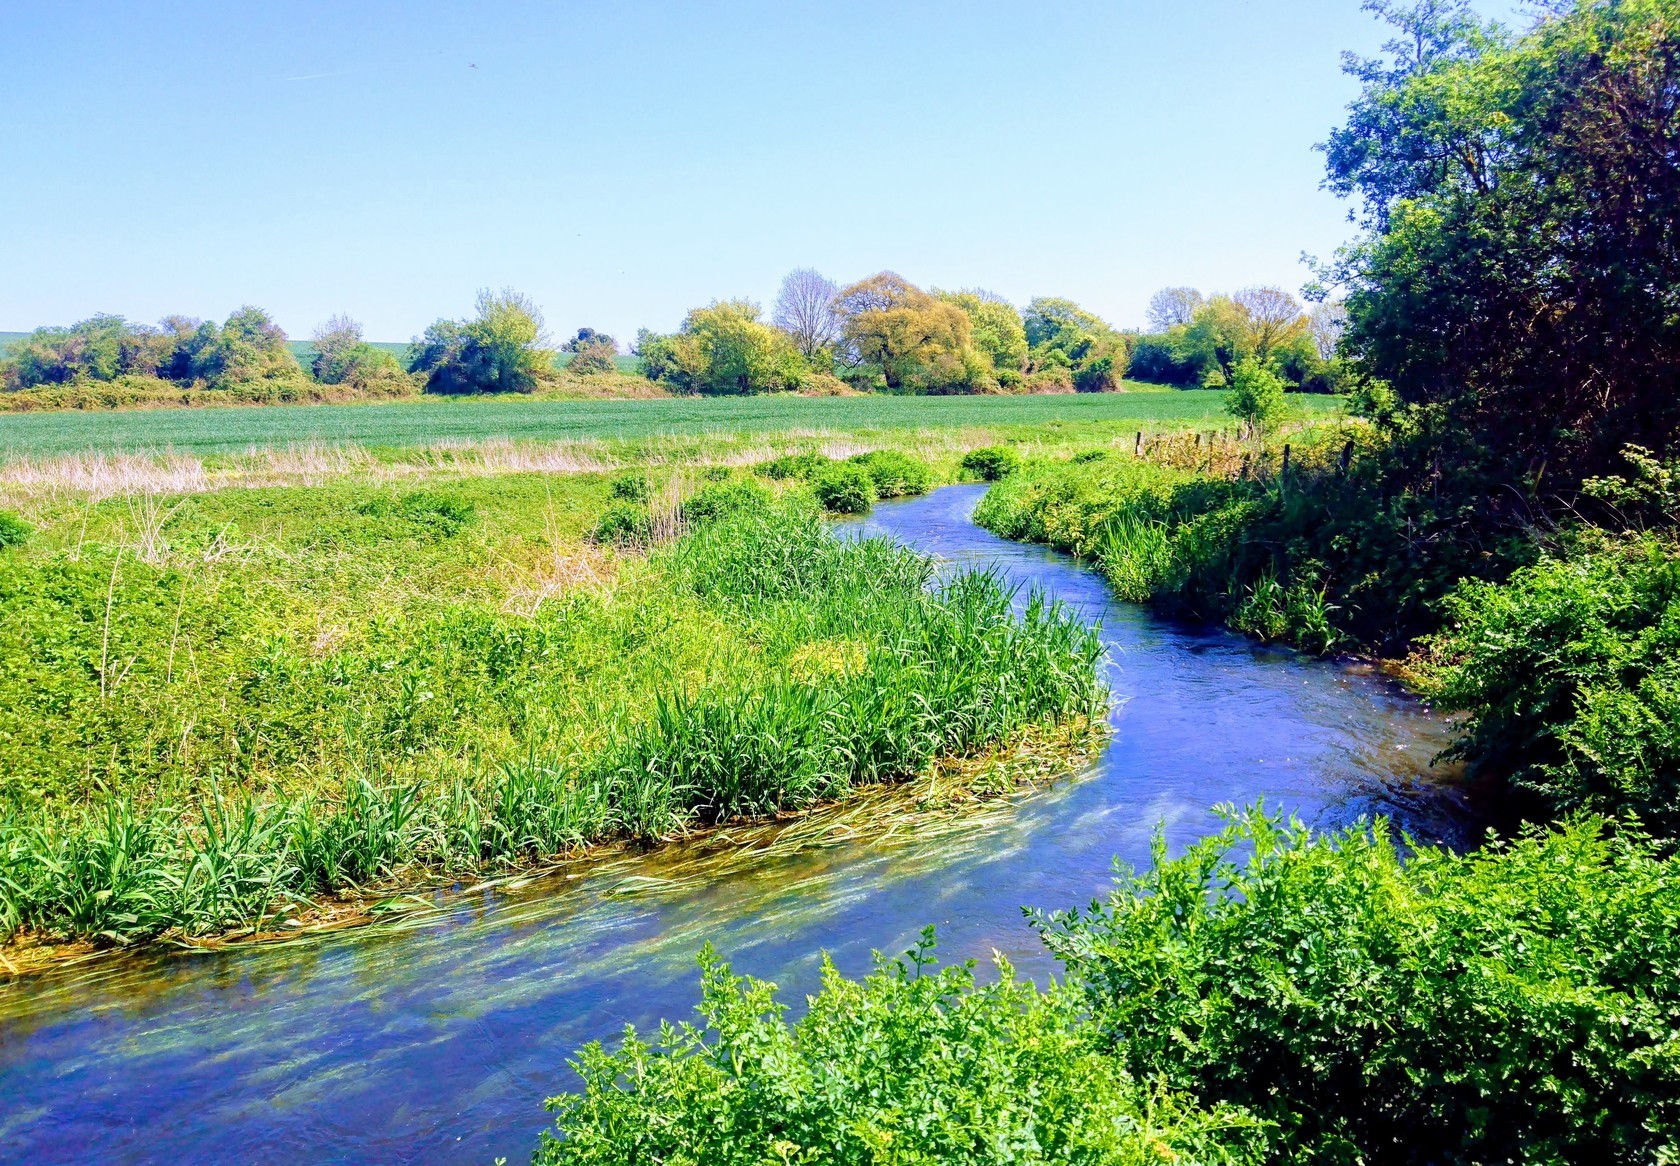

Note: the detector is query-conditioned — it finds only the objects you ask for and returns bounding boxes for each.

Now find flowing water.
[0,485,1476,1164]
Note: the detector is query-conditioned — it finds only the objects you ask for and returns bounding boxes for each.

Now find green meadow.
[0,388,1334,459]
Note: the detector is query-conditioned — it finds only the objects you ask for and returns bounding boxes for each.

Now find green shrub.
[536,931,1264,1166]
[607,472,648,503]
[848,449,930,498]
[409,288,552,395]
[756,451,831,481]
[813,462,876,514]
[1424,535,1680,833]
[1224,359,1287,437]
[975,440,1524,656]
[591,502,650,545]
[0,511,28,550]
[1040,809,1680,1166]
[681,479,773,526]
[961,445,1022,481]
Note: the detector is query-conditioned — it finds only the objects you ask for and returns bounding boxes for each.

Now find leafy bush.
[310,315,407,388]
[960,445,1021,481]
[1423,535,1680,833]
[1224,359,1287,437]
[563,328,619,376]
[591,502,650,546]
[1039,809,1680,1166]
[755,451,831,481]
[638,301,807,395]
[847,449,930,498]
[0,511,28,550]
[976,442,1528,656]
[409,288,552,394]
[536,931,1264,1166]
[2,309,308,394]
[813,462,876,514]
[607,472,648,503]
[681,479,773,526]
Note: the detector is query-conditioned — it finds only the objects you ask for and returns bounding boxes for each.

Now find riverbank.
[0,717,1106,979]
[0,470,1106,965]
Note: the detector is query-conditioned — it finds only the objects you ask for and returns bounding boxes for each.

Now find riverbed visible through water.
[0,485,1476,1164]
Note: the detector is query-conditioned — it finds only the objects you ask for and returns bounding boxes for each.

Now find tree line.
[2,278,1348,400]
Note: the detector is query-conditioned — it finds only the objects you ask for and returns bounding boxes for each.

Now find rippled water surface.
[0,485,1474,1164]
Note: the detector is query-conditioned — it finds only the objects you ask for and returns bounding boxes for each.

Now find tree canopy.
[408,289,553,395]
[638,299,807,395]
[834,272,990,393]
[1327,0,1680,494]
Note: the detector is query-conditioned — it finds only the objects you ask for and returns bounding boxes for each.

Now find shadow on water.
[0,484,1477,1165]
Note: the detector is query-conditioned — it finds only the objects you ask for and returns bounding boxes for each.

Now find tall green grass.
[973,438,1471,655]
[0,500,1103,946]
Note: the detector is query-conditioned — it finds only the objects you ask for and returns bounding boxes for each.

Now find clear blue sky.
[1,1,1521,344]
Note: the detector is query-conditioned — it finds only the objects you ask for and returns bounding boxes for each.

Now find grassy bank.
[0,469,1104,952]
[0,389,1337,459]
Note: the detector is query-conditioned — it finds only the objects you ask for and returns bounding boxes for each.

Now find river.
[0,484,1475,1164]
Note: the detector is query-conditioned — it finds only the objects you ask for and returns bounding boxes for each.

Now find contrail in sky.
[284,71,353,82]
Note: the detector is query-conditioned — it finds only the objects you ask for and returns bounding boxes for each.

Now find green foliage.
[563,328,619,376]
[1039,808,1680,1165]
[607,471,648,503]
[536,930,1264,1166]
[0,496,1102,945]
[1325,0,1680,495]
[352,491,476,540]
[1023,297,1128,392]
[310,315,404,387]
[591,502,650,545]
[1424,535,1680,834]
[813,462,876,514]
[1,310,307,393]
[755,451,831,481]
[1224,360,1288,436]
[835,273,992,394]
[974,444,1524,655]
[680,479,774,526]
[939,290,1028,376]
[961,445,1022,481]
[0,511,28,550]
[638,301,807,395]
[409,288,552,394]
[847,449,930,499]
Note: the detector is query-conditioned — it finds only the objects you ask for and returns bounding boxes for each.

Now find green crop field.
[0,389,1338,459]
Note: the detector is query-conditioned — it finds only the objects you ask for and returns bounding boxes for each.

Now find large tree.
[1145,287,1206,331]
[409,289,552,394]
[771,268,840,361]
[834,272,986,392]
[639,300,807,395]
[1326,0,1680,494]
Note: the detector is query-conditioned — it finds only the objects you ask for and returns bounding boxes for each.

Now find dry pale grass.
[0,451,210,504]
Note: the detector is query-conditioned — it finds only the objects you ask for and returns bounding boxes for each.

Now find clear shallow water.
[0,485,1474,1165]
